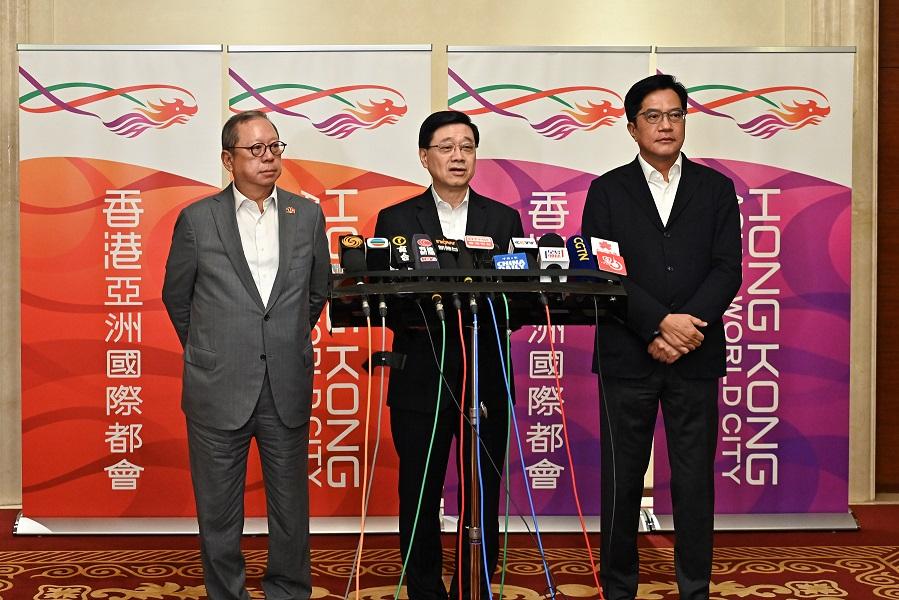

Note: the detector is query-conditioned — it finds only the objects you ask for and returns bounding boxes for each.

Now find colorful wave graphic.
[229,69,407,139]
[680,77,830,139]
[448,68,624,140]
[19,67,198,138]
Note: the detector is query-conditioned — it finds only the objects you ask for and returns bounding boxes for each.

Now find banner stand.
[653,511,858,532]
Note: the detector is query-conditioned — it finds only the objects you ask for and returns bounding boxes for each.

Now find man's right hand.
[658,313,706,354]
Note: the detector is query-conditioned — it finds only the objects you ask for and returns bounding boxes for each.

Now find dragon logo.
[229,70,407,139]
[448,68,624,140]
[19,67,197,138]
[683,78,830,139]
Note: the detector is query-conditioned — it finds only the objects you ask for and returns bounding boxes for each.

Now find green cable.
[394,319,446,600]
[498,293,512,598]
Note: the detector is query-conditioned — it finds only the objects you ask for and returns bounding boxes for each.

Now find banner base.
[13,512,399,536]
[651,511,859,532]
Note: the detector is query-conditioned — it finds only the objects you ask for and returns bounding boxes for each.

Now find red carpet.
[1,505,897,599]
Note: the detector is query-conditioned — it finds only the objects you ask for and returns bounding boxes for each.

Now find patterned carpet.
[2,506,898,599]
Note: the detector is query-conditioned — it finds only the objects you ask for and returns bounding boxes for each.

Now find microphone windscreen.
[339,235,367,272]
[365,237,391,271]
[390,234,414,269]
[566,235,598,270]
[412,234,440,270]
[537,232,565,248]
[434,238,460,269]
[456,242,476,271]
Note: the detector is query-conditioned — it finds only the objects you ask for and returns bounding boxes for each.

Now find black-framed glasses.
[638,109,687,125]
[426,142,476,155]
[227,141,287,157]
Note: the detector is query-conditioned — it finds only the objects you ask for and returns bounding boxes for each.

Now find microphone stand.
[466,305,482,600]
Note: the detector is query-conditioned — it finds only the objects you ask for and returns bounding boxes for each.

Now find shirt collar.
[637,153,682,184]
[233,184,278,212]
[431,186,470,210]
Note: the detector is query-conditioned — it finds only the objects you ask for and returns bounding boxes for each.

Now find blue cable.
[471,312,491,589]
[486,296,556,599]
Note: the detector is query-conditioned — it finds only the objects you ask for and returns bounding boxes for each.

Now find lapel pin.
[285,206,296,214]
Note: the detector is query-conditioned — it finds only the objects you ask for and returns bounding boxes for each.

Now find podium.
[328,268,626,599]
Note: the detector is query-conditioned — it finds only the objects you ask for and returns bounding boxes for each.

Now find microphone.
[566,234,599,281]
[365,237,391,317]
[455,241,478,313]
[412,234,440,271]
[338,234,370,317]
[434,237,460,270]
[537,233,569,283]
[390,234,415,273]
[509,236,539,268]
[492,252,530,271]
[411,234,445,321]
[464,235,497,271]
[365,237,391,275]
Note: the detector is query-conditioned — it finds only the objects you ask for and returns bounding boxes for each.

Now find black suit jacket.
[581,156,742,379]
[374,188,524,412]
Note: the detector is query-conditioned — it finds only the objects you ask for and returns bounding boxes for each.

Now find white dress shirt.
[637,153,683,227]
[234,186,280,307]
[432,187,470,240]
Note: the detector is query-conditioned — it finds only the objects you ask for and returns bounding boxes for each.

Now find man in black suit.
[374,110,524,600]
[581,74,742,600]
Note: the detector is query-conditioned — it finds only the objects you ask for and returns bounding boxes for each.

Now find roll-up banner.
[446,47,651,523]
[653,48,854,528]
[227,45,431,520]
[18,46,223,522]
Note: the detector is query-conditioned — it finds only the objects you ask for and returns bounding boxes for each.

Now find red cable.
[544,304,604,599]
[456,309,467,600]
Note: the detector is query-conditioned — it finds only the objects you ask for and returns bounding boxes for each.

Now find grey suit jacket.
[162,184,330,430]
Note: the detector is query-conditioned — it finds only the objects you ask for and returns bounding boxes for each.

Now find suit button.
[260,354,267,361]
[264,314,271,321]
[666,265,674,272]
[664,232,672,238]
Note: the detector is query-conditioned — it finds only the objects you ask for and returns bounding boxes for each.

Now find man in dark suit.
[581,74,742,600]
[374,110,524,600]
[163,110,329,600]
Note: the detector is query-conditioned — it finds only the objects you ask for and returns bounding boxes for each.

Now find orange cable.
[544,304,604,599]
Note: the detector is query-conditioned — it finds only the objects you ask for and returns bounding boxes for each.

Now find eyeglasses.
[638,109,687,124]
[227,141,287,157]
[426,142,476,155]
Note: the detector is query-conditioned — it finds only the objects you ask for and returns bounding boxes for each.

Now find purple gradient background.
[445,157,850,517]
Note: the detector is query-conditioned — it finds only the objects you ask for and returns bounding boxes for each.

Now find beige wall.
[0,0,877,506]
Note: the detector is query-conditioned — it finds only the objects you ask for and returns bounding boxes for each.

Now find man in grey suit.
[163,110,330,600]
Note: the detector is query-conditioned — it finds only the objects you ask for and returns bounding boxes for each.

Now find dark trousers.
[391,398,509,600]
[186,374,311,600]
[599,365,718,600]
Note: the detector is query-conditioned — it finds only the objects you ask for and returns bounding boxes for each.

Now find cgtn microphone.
[565,234,599,280]
[537,233,569,282]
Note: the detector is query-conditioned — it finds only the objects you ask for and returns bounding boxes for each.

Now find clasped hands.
[647,313,707,364]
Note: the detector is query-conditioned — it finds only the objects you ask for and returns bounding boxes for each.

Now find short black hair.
[418,110,480,149]
[624,74,688,123]
[222,110,279,150]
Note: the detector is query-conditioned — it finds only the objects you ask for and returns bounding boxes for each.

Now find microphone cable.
[543,302,604,599]
[455,308,467,600]
[486,295,557,599]
[393,302,447,600]
[471,311,493,587]
[411,298,563,598]
[594,296,614,600]
[343,313,389,600]
[497,293,512,600]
